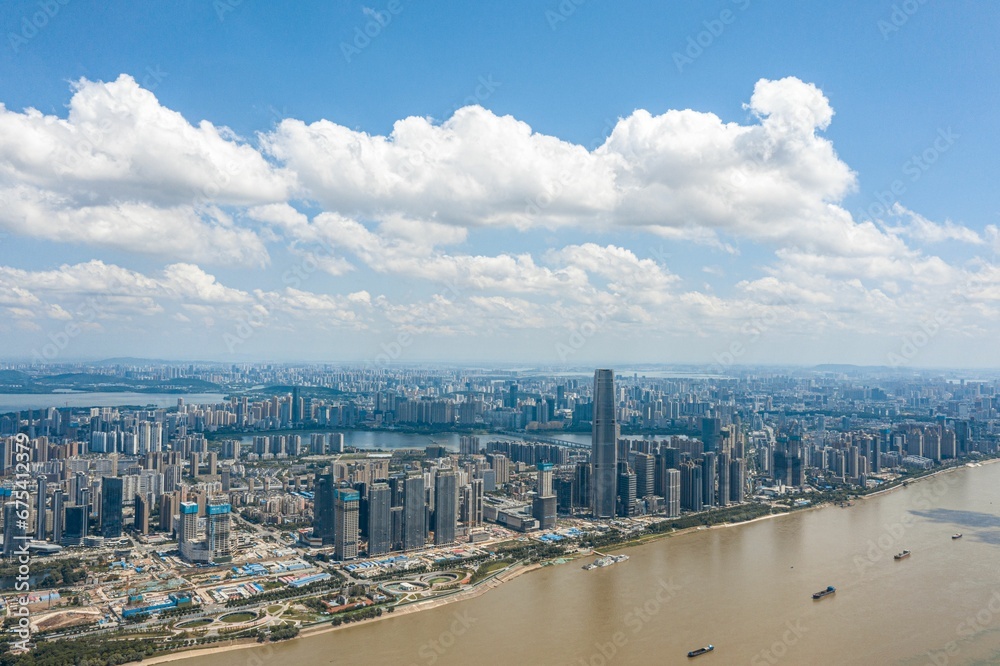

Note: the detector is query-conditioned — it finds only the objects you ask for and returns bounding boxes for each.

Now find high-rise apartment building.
[334,488,359,560]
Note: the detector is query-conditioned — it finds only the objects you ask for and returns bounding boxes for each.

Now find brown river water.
[172,462,1000,666]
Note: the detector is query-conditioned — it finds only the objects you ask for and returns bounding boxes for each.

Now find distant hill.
[0,371,222,394]
[0,369,31,385]
[234,385,346,399]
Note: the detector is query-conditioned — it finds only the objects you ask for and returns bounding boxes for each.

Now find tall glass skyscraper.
[591,368,618,518]
[313,472,336,545]
[367,482,392,556]
[100,476,123,538]
[402,474,425,551]
[433,471,457,545]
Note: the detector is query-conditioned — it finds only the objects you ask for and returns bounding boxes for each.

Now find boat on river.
[812,585,836,600]
[687,645,714,658]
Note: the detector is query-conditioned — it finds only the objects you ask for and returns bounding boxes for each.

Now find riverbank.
[861,457,1000,501]
[141,561,543,666]
[137,462,983,666]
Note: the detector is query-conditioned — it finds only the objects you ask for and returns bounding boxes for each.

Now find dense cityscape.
[2,2,998,662]
[1,362,997,662]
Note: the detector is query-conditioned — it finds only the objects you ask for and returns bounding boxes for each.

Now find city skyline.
[1,2,999,367]
[3,1,1000,663]
[2,361,999,662]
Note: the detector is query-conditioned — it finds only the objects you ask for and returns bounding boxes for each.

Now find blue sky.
[0,0,998,367]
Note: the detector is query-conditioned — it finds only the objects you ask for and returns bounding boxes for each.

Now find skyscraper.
[591,368,618,518]
[532,462,557,529]
[159,493,177,535]
[178,501,199,552]
[313,472,336,545]
[367,482,391,556]
[664,468,681,517]
[62,504,87,546]
[680,461,703,512]
[134,494,149,535]
[574,461,590,509]
[717,452,731,507]
[100,476,123,538]
[433,471,457,545]
[402,474,425,551]
[701,417,722,452]
[35,476,47,540]
[465,478,484,528]
[729,458,745,503]
[52,492,64,544]
[617,462,637,517]
[334,488,360,560]
[207,499,232,560]
[700,452,717,509]
[633,452,655,500]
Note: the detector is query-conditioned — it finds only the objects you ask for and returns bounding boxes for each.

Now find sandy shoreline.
[141,460,991,665]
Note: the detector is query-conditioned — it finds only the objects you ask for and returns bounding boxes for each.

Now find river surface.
[175,461,1000,666]
[238,431,595,451]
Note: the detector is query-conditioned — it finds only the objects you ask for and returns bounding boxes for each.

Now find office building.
[591,368,618,518]
[134,494,149,535]
[62,504,87,546]
[100,476,123,538]
[367,482,391,556]
[313,472,336,545]
[35,476,47,540]
[402,475,425,551]
[633,452,654,500]
[434,471,457,545]
[52,492,64,544]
